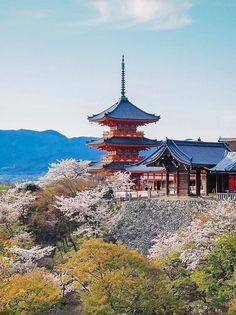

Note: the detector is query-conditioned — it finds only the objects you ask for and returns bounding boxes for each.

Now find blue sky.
[0,0,235,141]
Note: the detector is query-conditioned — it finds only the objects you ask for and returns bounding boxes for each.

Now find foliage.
[0,269,61,315]
[1,161,236,314]
[60,238,178,315]
[163,256,204,306]
[0,184,11,191]
[192,234,236,311]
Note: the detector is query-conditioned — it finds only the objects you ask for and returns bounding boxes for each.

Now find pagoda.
[87,56,160,173]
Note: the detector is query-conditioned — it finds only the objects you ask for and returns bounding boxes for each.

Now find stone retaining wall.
[110,198,216,254]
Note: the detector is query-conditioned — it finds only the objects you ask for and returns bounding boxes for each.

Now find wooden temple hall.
[87,56,236,197]
[132,139,236,197]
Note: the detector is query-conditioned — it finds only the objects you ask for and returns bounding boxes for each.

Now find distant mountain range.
[0,129,102,182]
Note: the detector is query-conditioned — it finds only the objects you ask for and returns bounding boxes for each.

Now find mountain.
[0,129,102,182]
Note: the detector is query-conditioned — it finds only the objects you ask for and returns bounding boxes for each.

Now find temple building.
[219,137,236,151]
[143,139,232,196]
[87,57,236,197]
[211,152,236,192]
[87,56,160,173]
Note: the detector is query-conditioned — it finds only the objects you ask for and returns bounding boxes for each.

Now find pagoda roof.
[88,161,132,171]
[88,96,160,123]
[146,139,230,168]
[126,148,164,173]
[126,164,164,173]
[88,136,160,147]
[211,152,236,173]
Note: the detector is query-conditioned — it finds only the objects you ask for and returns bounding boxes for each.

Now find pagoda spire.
[121,55,126,98]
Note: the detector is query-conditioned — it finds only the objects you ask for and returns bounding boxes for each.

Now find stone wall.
[110,198,216,254]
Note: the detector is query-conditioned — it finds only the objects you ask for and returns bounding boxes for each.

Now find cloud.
[75,0,192,30]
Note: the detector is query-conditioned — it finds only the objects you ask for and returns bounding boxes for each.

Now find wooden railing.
[103,130,144,138]
[216,193,236,201]
[114,190,165,200]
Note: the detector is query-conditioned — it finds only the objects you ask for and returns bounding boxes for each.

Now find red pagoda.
[87,56,160,173]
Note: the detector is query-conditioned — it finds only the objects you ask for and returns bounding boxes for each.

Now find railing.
[103,130,144,138]
[216,193,236,201]
[114,190,166,200]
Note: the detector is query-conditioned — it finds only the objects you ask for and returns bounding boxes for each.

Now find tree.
[0,188,35,236]
[149,201,236,270]
[38,159,90,194]
[106,171,133,192]
[56,186,109,239]
[60,239,178,315]
[192,234,236,312]
[10,245,55,266]
[0,269,61,315]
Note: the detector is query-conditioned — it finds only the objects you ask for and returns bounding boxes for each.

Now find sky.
[0,0,235,141]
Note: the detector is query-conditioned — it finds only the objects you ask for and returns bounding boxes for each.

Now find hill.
[0,129,102,181]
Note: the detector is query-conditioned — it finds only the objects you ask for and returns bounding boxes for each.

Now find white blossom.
[0,245,55,274]
[56,186,109,236]
[106,171,133,192]
[0,188,35,223]
[149,201,236,269]
[13,231,33,242]
[10,245,55,262]
[49,272,75,296]
[38,159,90,187]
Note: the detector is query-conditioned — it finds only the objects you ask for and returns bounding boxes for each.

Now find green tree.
[163,256,205,309]
[61,239,179,315]
[0,269,61,315]
[192,234,236,312]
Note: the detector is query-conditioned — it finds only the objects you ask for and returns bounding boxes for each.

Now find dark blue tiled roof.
[146,139,230,167]
[126,164,164,173]
[88,161,133,171]
[88,137,160,146]
[125,147,164,172]
[211,152,236,172]
[88,96,160,122]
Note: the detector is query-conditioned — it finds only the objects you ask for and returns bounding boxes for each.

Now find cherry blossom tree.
[10,245,55,262]
[106,171,133,192]
[149,201,236,270]
[0,188,35,235]
[0,245,55,275]
[56,186,109,238]
[38,159,90,189]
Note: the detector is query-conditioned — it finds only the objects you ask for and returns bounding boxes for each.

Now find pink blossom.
[149,201,236,269]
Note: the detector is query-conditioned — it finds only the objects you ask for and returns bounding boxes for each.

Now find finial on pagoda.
[121,55,126,98]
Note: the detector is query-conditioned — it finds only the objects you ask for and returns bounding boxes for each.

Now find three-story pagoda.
[87,56,160,173]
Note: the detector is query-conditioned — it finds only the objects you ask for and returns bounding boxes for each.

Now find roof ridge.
[167,140,192,164]
[168,139,229,147]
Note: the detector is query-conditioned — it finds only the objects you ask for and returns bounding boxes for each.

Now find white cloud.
[76,0,192,30]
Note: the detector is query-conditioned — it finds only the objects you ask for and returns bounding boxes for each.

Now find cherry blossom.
[0,245,55,275]
[38,159,90,187]
[10,245,55,262]
[56,186,109,236]
[106,171,133,192]
[0,188,35,223]
[149,200,236,269]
